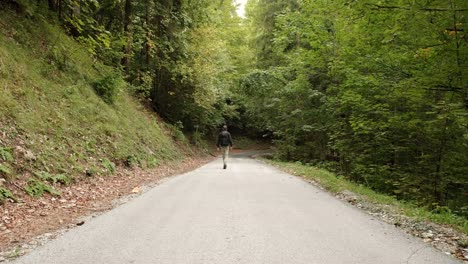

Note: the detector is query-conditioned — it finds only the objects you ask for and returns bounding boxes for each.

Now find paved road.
[12,153,460,264]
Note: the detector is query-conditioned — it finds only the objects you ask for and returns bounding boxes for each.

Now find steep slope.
[0,8,195,202]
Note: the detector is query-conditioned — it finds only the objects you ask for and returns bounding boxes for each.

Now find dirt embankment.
[0,155,215,261]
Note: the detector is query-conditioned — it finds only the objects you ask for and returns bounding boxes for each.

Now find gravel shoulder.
[265,159,468,262]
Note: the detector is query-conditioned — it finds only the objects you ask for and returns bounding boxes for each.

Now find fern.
[35,171,72,185]
[0,186,17,203]
[0,147,13,162]
[25,178,60,197]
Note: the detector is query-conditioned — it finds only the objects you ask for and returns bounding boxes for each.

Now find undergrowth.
[0,8,194,200]
[0,186,17,204]
[25,178,60,197]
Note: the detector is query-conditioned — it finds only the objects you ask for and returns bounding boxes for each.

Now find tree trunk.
[121,0,132,75]
[48,0,56,10]
[145,0,151,65]
[58,0,63,20]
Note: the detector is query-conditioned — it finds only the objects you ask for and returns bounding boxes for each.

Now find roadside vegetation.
[0,7,191,202]
[0,0,466,251]
[268,160,468,235]
[240,0,467,220]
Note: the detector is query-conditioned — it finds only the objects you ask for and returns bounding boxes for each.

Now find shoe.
[223,164,227,169]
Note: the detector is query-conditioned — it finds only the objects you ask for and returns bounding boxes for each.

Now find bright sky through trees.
[235,0,247,17]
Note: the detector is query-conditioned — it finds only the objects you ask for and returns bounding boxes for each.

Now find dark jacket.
[217,131,233,147]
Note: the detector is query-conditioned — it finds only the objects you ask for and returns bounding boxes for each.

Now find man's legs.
[222,146,229,169]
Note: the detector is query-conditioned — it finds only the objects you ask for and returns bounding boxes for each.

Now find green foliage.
[0,186,17,204]
[35,171,73,185]
[101,158,116,174]
[0,7,184,201]
[243,0,468,215]
[458,239,468,248]
[145,156,159,169]
[0,147,13,162]
[92,74,123,104]
[0,164,13,180]
[12,0,38,17]
[47,44,74,72]
[168,122,187,143]
[124,155,139,168]
[25,178,60,197]
[85,166,99,177]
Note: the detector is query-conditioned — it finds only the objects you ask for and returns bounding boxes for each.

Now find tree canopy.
[240,0,467,215]
[5,0,468,216]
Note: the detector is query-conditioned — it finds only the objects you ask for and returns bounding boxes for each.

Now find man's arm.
[228,133,233,147]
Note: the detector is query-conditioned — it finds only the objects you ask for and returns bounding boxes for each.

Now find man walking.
[216,125,233,169]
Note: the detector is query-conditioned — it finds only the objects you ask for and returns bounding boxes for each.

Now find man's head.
[222,125,227,131]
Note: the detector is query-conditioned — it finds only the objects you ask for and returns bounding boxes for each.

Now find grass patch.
[101,158,116,174]
[0,8,188,195]
[267,160,468,235]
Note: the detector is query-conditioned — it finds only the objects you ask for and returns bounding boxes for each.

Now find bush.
[124,155,139,168]
[168,122,187,143]
[92,74,123,104]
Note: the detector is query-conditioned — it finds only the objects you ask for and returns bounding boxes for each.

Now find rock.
[14,146,26,155]
[14,146,37,161]
[422,232,434,238]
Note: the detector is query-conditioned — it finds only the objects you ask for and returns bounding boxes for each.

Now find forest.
[1,0,467,217]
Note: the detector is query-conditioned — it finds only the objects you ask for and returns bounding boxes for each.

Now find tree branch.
[424,85,466,92]
[366,4,468,12]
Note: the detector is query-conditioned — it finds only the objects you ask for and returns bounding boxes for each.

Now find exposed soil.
[0,154,215,261]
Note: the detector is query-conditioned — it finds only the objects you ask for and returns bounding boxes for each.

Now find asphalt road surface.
[12,152,461,264]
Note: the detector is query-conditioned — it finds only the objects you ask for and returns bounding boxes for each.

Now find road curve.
[11,153,461,264]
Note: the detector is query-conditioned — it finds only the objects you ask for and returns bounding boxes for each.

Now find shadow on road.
[230,149,273,159]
